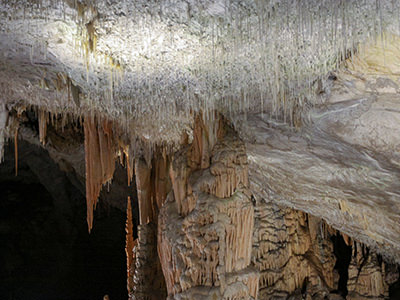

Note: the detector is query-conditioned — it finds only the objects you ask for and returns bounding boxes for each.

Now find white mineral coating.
[2,0,400,137]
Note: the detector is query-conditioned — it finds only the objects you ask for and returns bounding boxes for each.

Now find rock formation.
[158,118,258,300]
[1,1,400,299]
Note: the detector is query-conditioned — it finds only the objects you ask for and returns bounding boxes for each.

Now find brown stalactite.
[125,151,133,186]
[188,114,209,169]
[134,147,171,225]
[169,113,223,217]
[125,196,136,297]
[38,109,48,145]
[84,116,116,232]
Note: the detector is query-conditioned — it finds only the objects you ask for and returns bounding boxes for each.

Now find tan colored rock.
[347,243,394,299]
[135,158,154,225]
[252,199,336,299]
[169,147,193,216]
[158,123,258,299]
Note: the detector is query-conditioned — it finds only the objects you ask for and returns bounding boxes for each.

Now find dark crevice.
[389,268,400,299]
[331,233,352,297]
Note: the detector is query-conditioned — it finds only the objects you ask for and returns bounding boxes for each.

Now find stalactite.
[153,147,169,211]
[134,157,153,225]
[38,109,48,145]
[14,126,18,176]
[125,151,133,186]
[125,196,136,297]
[84,115,116,232]
[0,104,8,162]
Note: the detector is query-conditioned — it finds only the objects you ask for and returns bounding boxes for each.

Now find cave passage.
[0,142,127,300]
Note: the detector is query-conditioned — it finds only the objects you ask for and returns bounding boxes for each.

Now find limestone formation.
[347,243,399,299]
[133,223,166,300]
[158,122,258,300]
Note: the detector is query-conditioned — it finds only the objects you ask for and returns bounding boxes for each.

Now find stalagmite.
[84,116,116,232]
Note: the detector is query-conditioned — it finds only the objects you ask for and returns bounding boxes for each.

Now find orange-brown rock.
[84,116,116,231]
[125,197,137,297]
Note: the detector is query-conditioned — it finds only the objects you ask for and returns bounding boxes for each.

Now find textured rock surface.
[242,111,400,264]
[132,223,166,300]
[252,197,399,300]
[347,243,396,299]
[158,123,258,299]
[253,198,336,299]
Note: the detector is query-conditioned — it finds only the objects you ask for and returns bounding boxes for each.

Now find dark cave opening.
[0,141,129,300]
[389,269,400,299]
[331,233,353,297]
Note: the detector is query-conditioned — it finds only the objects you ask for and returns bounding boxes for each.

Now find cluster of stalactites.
[2,1,400,129]
[84,115,116,232]
[134,147,170,226]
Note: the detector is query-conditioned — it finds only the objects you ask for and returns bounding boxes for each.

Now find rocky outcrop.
[252,196,399,300]
[242,112,400,264]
